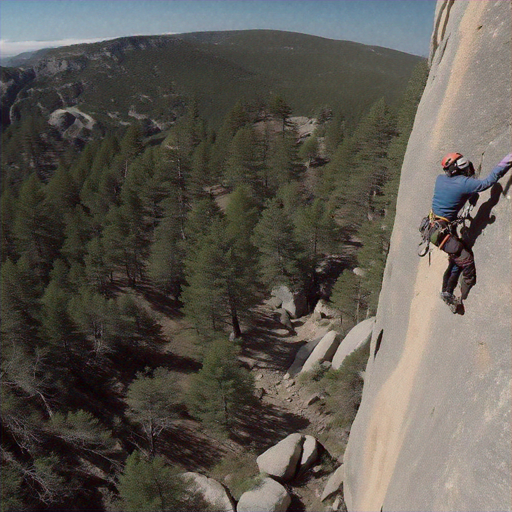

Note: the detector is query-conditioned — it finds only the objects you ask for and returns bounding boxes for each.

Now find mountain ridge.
[1,30,422,133]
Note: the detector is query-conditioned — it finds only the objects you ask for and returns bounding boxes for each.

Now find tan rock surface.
[343,2,512,511]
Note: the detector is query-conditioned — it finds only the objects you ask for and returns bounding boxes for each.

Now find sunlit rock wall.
[343,1,511,511]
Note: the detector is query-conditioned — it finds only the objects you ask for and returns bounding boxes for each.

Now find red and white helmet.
[441,152,472,176]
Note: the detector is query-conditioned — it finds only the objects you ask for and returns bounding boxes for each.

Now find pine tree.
[117,124,144,168]
[44,163,80,213]
[224,125,262,192]
[121,146,172,229]
[355,219,389,315]
[0,461,25,512]
[223,185,262,337]
[182,199,261,339]
[251,197,303,289]
[84,236,112,291]
[329,270,367,331]
[113,451,204,512]
[324,110,346,157]
[61,205,94,265]
[1,187,17,262]
[182,220,231,336]
[70,138,101,191]
[264,134,298,193]
[12,174,64,283]
[49,410,116,457]
[183,196,222,247]
[80,135,122,216]
[353,62,428,315]
[186,339,255,435]
[294,198,337,263]
[226,100,251,134]
[270,94,293,134]
[125,368,179,455]
[188,140,212,198]
[40,259,75,353]
[1,256,43,350]
[147,199,185,296]
[68,287,120,357]
[102,193,148,286]
[18,115,50,176]
[325,98,397,230]
[298,135,320,165]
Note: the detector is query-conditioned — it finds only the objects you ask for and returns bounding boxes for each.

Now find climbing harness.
[418,209,470,258]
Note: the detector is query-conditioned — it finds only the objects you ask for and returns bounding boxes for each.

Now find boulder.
[321,464,345,502]
[299,435,319,472]
[312,299,339,321]
[48,109,76,131]
[276,308,296,334]
[256,433,304,481]
[331,317,374,370]
[181,472,235,512]
[300,331,341,374]
[284,337,322,378]
[237,477,291,512]
[332,496,342,511]
[271,286,308,318]
[352,267,366,277]
[266,295,283,309]
[306,393,322,406]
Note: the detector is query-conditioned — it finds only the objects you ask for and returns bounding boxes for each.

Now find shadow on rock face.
[462,182,504,249]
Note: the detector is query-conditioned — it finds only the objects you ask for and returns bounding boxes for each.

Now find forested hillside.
[1,38,427,509]
[1,30,421,136]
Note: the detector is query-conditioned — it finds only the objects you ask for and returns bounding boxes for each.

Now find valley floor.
[133,283,349,511]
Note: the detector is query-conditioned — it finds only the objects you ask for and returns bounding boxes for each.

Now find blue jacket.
[432,161,511,221]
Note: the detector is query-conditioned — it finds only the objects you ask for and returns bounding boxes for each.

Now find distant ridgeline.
[0,28,427,511]
[1,30,420,146]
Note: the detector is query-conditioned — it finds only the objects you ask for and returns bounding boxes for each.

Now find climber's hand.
[498,153,512,168]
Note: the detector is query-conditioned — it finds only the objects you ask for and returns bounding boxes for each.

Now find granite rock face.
[343,2,511,511]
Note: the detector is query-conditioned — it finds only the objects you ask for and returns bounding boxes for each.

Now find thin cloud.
[1,32,177,58]
[0,37,119,57]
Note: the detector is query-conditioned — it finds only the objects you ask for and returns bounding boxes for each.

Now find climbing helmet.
[442,152,471,176]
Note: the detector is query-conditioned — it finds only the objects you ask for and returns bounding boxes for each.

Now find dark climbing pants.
[441,236,476,300]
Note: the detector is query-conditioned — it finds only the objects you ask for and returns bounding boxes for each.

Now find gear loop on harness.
[418,209,465,257]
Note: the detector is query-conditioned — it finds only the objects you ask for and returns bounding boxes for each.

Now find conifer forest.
[1,48,428,510]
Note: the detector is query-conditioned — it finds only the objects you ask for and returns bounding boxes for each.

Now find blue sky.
[0,0,436,58]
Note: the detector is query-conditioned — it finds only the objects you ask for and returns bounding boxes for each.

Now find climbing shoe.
[440,292,461,313]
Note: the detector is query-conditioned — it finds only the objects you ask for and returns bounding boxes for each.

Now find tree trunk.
[230,300,242,338]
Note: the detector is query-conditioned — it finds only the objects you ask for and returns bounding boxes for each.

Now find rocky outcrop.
[181,472,236,512]
[276,308,296,335]
[48,107,96,141]
[0,67,35,126]
[343,2,511,511]
[321,464,345,502]
[237,477,291,512]
[331,317,374,370]
[312,299,339,321]
[284,338,322,378]
[299,435,319,473]
[300,331,341,374]
[271,286,308,319]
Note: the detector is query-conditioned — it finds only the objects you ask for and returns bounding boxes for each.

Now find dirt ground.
[134,284,348,511]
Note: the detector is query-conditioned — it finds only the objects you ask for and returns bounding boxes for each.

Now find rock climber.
[431,152,512,311]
